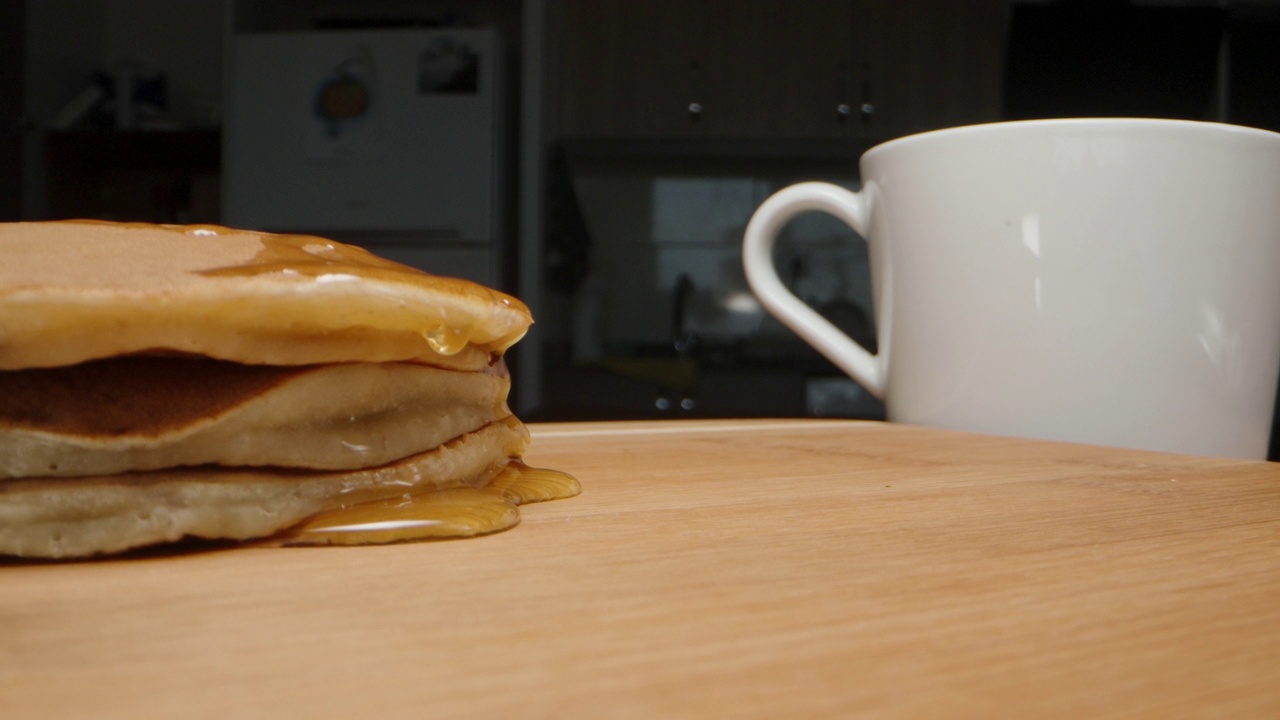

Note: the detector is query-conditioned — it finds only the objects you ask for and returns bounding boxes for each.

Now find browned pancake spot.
[0,356,303,437]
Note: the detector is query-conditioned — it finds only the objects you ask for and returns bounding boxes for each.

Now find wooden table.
[2,419,1278,718]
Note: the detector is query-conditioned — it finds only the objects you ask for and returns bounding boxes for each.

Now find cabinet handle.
[860,103,875,118]
[837,104,851,122]
[688,102,703,121]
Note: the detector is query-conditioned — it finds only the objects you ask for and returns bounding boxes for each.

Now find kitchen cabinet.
[553,0,1008,142]
[851,0,1009,138]
[700,1,858,138]
[554,1,708,138]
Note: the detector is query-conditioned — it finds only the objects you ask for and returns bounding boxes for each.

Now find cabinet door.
[556,0,856,140]
[554,0,1008,141]
[555,1,707,139]
[702,0,855,139]
[851,0,1009,138]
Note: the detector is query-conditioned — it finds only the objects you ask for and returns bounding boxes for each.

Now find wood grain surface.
[2,419,1278,718]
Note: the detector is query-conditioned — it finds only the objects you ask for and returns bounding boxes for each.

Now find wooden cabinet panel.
[556,0,856,140]
[852,0,1008,137]
[555,1,707,138]
[701,0,855,138]
[554,0,1008,142]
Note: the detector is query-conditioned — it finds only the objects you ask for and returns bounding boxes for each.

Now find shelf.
[43,128,221,223]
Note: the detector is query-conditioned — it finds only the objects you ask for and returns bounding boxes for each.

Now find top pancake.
[0,221,532,370]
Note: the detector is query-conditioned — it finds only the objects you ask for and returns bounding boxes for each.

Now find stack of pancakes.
[0,221,534,558]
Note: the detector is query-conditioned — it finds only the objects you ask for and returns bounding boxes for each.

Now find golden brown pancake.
[0,220,554,559]
[0,357,513,478]
[0,220,530,370]
[0,417,530,559]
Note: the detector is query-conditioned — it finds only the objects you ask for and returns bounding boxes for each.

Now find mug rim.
[864,117,1280,161]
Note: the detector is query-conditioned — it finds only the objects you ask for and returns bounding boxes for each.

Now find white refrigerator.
[223,27,505,286]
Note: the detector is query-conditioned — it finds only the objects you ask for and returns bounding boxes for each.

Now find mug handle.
[742,181,885,398]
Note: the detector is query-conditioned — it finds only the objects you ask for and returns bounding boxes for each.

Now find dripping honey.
[185,224,527,357]
[276,462,580,547]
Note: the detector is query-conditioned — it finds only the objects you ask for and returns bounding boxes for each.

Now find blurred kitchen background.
[4,0,1280,447]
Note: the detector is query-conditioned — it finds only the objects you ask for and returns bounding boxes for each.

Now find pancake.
[0,357,512,478]
[0,220,530,370]
[0,417,530,559]
[0,220,569,560]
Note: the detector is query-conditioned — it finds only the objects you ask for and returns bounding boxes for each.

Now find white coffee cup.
[743,118,1280,459]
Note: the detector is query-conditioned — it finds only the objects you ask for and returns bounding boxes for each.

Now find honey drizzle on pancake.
[194,227,426,279]
[274,463,580,546]
[0,221,532,369]
[186,225,522,357]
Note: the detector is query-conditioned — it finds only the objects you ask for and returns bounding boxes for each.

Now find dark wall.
[1228,12,1280,133]
[0,0,24,220]
[1004,3,1225,121]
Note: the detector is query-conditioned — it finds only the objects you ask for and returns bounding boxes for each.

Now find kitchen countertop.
[2,419,1278,718]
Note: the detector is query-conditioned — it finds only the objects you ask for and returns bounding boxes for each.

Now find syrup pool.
[276,463,580,546]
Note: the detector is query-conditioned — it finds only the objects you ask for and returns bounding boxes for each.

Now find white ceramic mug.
[743,118,1280,459]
